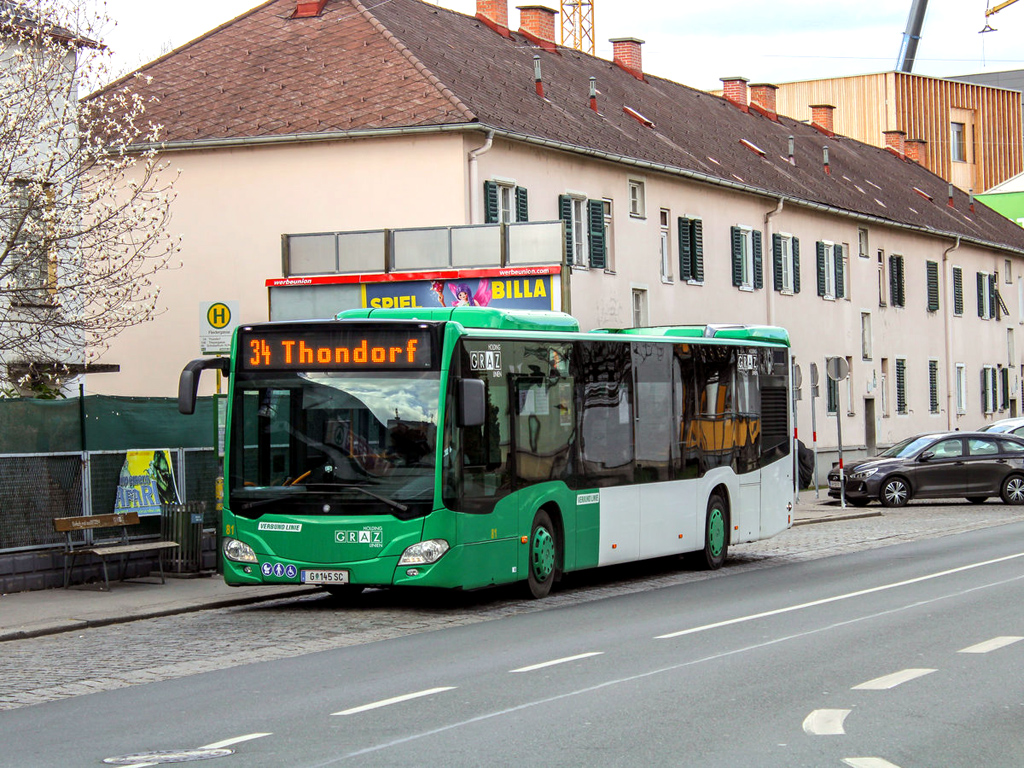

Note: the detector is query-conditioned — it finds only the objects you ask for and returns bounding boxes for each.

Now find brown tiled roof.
[100,0,1024,252]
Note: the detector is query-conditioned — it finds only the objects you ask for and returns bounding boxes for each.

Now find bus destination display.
[240,327,433,371]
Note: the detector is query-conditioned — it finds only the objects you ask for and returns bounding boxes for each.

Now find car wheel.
[1001,475,1024,505]
[880,477,909,508]
[967,496,988,504]
[525,509,558,599]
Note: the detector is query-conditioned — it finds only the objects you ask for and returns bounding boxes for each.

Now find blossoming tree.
[0,0,178,395]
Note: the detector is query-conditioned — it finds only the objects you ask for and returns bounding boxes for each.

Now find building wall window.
[559,194,606,269]
[977,272,996,319]
[881,358,890,417]
[861,312,872,360]
[826,372,838,415]
[816,241,844,300]
[484,180,528,223]
[926,260,940,312]
[956,363,967,415]
[951,121,967,163]
[889,254,906,308]
[772,233,799,293]
[659,208,672,282]
[895,358,907,415]
[982,365,997,414]
[628,179,645,218]
[632,286,648,327]
[952,266,964,316]
[602,199,615,272]
[858,227,869,259]
[877,250,888,306]
[9,180,56,305]
[929,360,940,414]
[730,225,763,290]
[678,216,704,282]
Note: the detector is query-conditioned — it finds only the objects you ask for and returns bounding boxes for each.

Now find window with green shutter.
[558,194,574,264]
[588,199,605,269]
[515,187,529,222]
[889,255,906,307]
[484,180,499,224]
[752,230,763,289]
[731,226,762,289]
[952,266,963,315]
[929,360,939,413]
[895,358,907,414]
[834,243,845,299]
[1001,366,1010,411]
[772,233,799,293]
[977,272,996,318]
[678,217,704,282]
[926,261,939,312]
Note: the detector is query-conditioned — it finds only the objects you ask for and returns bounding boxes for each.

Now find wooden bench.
[53,512,180,590]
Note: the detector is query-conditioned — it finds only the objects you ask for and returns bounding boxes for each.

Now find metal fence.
[0,448,221,553]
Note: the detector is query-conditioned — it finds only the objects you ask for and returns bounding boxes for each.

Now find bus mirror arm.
[456,378,486,428]
[178,357,230,415]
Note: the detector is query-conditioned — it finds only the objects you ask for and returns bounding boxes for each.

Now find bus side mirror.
[178,357,230,415]
[456,379,486,428]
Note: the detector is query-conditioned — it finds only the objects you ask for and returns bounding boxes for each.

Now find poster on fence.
[113,450,181,517]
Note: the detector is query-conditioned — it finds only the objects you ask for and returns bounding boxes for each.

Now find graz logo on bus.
[335,526,384,547]
[469,348,502,374]
[737,353,758,373]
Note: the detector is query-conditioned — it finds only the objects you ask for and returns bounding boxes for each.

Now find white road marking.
[852,668,935,690]
[200,733,272,749]
[510,652,604,673]
[332,687,456,716]
[843,758,904,768]
[655,550,1024,640]
[315,569,1024,764]
[802,709,850,735]
[959,636,1024,654]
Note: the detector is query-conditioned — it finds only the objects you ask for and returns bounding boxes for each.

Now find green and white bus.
[179,307,793,599]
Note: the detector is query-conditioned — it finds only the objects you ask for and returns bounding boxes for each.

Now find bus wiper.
[304,483,409,513]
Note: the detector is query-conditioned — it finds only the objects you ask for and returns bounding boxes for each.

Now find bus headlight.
[398,539,450,566]
[223,537,258,563]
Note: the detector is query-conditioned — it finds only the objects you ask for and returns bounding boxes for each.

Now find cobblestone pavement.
[3,501,1024,712]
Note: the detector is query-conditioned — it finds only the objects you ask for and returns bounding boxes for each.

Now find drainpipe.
[764,197,784,325]
[943,236,961,429]
[468,129,495,224]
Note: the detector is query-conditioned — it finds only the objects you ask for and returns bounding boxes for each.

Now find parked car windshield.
[879,435,936,459]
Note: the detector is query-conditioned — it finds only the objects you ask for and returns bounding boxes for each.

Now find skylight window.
[623,106,654,128]
[739,139,766,157]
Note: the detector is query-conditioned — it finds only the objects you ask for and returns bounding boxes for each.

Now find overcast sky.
[100,0,1024,91]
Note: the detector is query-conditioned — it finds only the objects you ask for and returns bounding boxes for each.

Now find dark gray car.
[827,431,1024,507]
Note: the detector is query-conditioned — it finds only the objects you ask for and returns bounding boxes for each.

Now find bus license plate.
[301,569,349,585]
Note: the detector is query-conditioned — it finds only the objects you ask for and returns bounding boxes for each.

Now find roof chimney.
[720,77,749,110]
[884,129,906,158]
[905,138,926,164]
[476,0,510,34]
[810,104,835,136]
[518,5,557,49]
[293,0,328,17]
[610,37,644,80]
[748,83,778,120]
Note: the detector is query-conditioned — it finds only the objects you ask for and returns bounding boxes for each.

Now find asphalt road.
[1,515,1023,767]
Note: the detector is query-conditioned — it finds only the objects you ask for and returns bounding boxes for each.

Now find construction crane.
[895,0,928,72]
[560,0,594,54]
[981,0,1020,32]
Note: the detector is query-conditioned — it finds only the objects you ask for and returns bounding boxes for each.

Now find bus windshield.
[229,370,441,519]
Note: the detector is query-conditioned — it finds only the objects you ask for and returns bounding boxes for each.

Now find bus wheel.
[697,493,729,570]
[526,509,558,599]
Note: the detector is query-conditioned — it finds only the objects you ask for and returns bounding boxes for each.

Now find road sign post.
[826,356,850,509]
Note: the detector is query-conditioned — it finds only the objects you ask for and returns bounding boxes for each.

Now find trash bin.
[161,501,206,575]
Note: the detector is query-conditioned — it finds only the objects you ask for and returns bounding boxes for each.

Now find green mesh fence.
[0,397,224,551]
[0,395,217,453]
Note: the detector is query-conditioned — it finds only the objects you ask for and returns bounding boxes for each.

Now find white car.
[978,417,1024,437]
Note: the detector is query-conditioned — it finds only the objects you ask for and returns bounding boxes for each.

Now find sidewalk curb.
[0,586,320,643]
[795,510,884,526]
